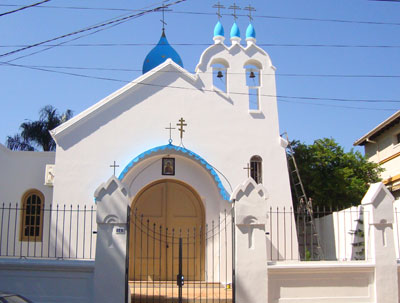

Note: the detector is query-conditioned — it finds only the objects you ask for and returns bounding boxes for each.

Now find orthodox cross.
[110,161,119,176]
[176,117,187,140]
[243,163,251,178]
[244,4,256,21]
[160,0,172,31]
[228,3,241,21]
[212,1,225,20]
[165,122,176,144]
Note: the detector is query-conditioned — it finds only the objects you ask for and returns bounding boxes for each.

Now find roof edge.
[354,110,400,146]
[51,59,197,140]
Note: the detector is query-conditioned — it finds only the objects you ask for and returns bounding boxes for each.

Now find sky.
[0,0,399,152]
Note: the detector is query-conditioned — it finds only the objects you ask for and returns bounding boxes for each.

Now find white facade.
[0,143,54,205]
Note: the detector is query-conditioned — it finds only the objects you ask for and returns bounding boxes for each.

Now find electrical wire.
[5,62,400,79]
[0,61,397,110]
[2,42,400,49]
[1,4,400,26]
[0,0,50,17]
[0,0,186,60]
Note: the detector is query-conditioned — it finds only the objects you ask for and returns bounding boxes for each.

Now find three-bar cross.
[176,117,187,140]
[244,5,256,21]
[228,3,241,21]
[212,2,225,20]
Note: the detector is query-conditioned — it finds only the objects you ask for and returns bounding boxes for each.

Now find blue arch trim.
[118,144,230,201]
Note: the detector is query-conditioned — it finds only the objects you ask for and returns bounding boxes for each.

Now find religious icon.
[162,158,175,175]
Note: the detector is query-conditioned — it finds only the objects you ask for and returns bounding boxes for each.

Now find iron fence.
[0,203,96,259]
[266,206,368,262]
[129,209,234,303]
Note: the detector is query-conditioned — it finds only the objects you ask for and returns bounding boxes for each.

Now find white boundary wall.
[0,259,93,303]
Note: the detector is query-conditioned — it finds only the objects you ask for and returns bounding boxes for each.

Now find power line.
[0,0,50,17]
[2,42,400,49]
[1,61,398,110]
[0,0,186,60]
[8,63,400,79]
[1,4,400,26]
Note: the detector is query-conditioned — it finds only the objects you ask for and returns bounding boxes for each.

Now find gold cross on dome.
[212,2,225,20]
[244,5,256,21]
[176,117,187,139]
[229,3,241,21]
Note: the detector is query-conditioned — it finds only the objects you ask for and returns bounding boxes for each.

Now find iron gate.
[127,208,235,303]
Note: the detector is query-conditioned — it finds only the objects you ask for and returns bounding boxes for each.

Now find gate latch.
[177,274,184,287]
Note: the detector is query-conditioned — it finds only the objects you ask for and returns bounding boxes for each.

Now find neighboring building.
[354,110,400,199]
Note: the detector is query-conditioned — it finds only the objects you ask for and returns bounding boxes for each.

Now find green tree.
[290,138,383,209]
[6,105,73,151]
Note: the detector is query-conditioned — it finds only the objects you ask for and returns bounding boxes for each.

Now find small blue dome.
[230,22,240,38]
[214,21,224,37]
[142,30,183,74]
[246,23,256,39]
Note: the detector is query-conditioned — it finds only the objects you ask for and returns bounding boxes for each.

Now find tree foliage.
[290,138,383,209]
[6,105,73,151]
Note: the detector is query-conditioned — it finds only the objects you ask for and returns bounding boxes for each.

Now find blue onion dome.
[230,22,240,39]
[214,21,225,37]
[142,30,183,74]
[246,23,256,39]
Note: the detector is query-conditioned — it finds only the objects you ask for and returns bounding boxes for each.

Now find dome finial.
[212,2,226,44]
[244,5,256,45]
[228,3,241,44]
[142,30,183,74]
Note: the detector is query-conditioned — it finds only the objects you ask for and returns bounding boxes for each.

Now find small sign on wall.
[162,158,175,175]
[115,227,125,234]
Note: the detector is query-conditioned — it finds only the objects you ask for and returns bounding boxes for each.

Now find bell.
[249,71,256,79]
[217,71,224,78]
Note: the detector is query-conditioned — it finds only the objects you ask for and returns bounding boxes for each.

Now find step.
[130,282,232,303]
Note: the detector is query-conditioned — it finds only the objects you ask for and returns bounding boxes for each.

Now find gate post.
[362,182,399,303]
[231,178,269,303]
[93,176,131,303]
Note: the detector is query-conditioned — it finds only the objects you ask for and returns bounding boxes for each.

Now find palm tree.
[6,105,73,151]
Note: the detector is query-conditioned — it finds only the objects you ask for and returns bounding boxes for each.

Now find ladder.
[282,132,324,260]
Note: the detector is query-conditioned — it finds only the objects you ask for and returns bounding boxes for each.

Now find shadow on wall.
[57,69,205,151]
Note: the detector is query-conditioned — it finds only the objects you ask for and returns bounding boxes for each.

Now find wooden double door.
[129,179,205,281]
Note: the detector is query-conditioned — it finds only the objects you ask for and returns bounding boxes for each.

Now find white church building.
[0,18,399,303]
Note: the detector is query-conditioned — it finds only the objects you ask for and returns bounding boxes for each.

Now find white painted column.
[93,176,131,303]
[362,182,399,303]
[231,178,269,303]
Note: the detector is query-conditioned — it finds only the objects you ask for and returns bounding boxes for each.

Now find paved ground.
[129,281,233,303]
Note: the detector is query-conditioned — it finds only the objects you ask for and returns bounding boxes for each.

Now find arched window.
[20,189,44,242]
[250,155,262,184]
[212,61,228,93]
[244,63,261,110]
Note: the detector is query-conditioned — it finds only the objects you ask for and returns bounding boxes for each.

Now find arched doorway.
[129,179,205,281]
